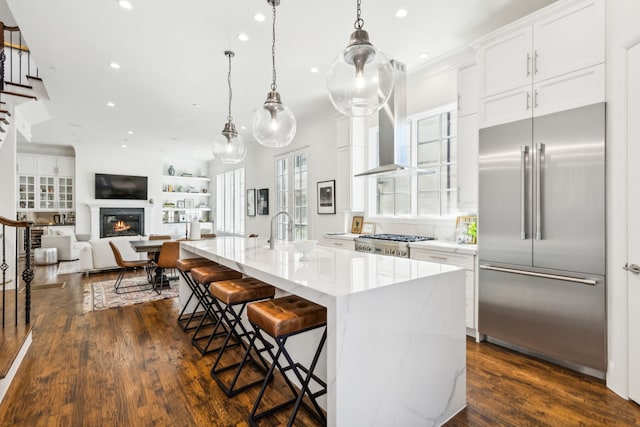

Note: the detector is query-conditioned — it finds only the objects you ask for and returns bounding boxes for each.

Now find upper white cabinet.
[476,0,605,128]
[335,116,365,212]
[478,26,533,98]
[17,154,75,211]
[457,65,479,117]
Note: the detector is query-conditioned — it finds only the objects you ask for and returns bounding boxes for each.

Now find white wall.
[210,110,344,241]
[73,145,163,236]
[604,0,640,399]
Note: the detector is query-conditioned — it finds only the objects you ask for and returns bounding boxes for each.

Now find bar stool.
[247,295,327,427]
[175,257,218,331]
[208,278,276,397]
[190,264,243,355]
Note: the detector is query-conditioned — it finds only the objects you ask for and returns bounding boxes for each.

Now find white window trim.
[274,148,310,241]
[365,102,459,220]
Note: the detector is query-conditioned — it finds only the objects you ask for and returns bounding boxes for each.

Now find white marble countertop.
[409,240,478,255]
[181,237,461,299]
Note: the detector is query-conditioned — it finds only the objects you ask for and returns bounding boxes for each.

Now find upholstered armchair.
[41,230,91,261]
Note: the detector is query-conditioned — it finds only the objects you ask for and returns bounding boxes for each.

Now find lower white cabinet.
[410,247,477,335]
[320,235,356,251]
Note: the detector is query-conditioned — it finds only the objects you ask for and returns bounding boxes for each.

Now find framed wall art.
[257,188,269,215]
[246,188,256,217]
[184,198,194,209]
[317,180,336,214]
[351,216,364,234]
[176,200,185,209]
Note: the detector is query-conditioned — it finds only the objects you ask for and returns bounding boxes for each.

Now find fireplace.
[100,208,144,238]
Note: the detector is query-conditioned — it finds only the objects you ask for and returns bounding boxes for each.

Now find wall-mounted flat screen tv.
[95,173,148,200]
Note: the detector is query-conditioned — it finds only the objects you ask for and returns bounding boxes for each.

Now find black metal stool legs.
[248,325,328,427]
[210,301,273,397]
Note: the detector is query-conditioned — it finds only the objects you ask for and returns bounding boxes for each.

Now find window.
[275,151,309,240]
[216,168,245,234]
[368,104,457,217]
[416,108,457,216]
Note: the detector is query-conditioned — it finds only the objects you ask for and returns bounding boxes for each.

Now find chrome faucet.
[269,210,294,249]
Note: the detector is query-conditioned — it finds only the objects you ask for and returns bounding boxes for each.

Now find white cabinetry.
[17,154,75,211]
[320,234,356,251]
[335,116,365,212]
[411,246,477,335]
[476,0,605,128]
[457,65,479,211]
[161,175,212,234]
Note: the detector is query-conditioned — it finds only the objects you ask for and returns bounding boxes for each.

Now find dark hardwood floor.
[0,263,639,426]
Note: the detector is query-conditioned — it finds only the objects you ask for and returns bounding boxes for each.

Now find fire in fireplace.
[100,208,144,238]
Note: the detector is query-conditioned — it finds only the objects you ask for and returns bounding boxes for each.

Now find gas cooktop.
[362,234,436,243]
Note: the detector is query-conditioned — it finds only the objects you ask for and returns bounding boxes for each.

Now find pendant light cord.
[271,3,277,91]
[227,52,233,122]
[354,0,364,30]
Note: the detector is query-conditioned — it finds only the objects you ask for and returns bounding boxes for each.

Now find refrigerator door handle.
[520,145,529,240]
[535,142,545,240]
[480,264,597,286]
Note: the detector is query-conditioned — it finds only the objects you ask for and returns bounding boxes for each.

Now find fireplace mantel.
[87,201,153,240]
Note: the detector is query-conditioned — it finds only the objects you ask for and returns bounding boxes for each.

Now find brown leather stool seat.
[247,296,327,338]
[191,265,243,284]
[190,265,243,355]
[176,257,217,272]
[208,278,276,397]
[247,295,327,426]
[175,257,218,332]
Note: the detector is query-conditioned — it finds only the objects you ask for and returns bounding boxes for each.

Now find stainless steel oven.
[355,234,435,258]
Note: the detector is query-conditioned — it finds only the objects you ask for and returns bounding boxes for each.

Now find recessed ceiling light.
[118,0,132,10]
[122,144,127,148]
[254,13,265,22]
[127,131,134,135]
[396,9,408,18]
[240,126,247,130]
[109,62,120,69]
[107,102,116,107]
[192,103,201,109]
[310,67,319,73]
[419,52,430,59]
[238,33,249,42]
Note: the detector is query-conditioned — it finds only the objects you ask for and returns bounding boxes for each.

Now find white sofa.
[41,229,91,261]
[79,235,146,274]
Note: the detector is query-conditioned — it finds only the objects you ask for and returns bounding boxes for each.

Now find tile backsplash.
[372,220,457,241]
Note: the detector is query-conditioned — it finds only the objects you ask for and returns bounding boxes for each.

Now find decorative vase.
[168,165,175,176]
[189,219,201,240]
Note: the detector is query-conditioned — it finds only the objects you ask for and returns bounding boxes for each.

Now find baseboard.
[0,330,32,404]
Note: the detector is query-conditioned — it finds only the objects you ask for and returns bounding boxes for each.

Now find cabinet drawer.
[321,239,355,251]
[411,249,474,270]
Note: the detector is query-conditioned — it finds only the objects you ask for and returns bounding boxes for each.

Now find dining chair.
[154,241,180,293]
[109,241,152,294]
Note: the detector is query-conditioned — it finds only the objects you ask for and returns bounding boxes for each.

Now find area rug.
[83,278,178,313]
[57,260,83,275]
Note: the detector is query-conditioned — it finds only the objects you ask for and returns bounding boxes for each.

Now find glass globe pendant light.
[212,50,247,164]
[326,0,394,117]
[252,0,296,148]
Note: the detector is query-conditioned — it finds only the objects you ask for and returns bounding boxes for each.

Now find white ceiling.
[5,0,556,159]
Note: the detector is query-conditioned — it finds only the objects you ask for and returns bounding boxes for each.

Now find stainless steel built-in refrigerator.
[478,103,606,375]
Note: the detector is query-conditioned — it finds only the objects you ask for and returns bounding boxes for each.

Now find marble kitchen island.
[180,237,466,427]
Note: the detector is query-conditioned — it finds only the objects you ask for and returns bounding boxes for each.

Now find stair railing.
[1,21,38,89]
[0,215,33,326]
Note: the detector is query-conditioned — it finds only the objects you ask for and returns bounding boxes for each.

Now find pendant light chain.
[271,3,277,91]
[227,52,233,122]
[354,0,364,30]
